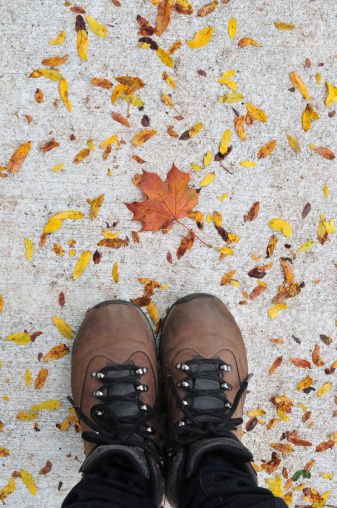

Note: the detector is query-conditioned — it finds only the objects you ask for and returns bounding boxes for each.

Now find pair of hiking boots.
[70,293,255,507]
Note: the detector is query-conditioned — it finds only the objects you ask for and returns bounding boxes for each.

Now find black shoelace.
[167,358,252,457]
[68,363,162,466]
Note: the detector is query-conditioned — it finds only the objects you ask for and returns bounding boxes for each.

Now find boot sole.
[159,293,226,360]
[72,299,156,355]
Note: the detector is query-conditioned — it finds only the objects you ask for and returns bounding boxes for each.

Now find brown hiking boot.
[160,294,256,507]
[69,300,164,506]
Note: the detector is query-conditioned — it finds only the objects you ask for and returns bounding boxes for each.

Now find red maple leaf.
[125,163,199,232]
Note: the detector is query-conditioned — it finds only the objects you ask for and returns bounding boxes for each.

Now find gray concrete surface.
[0,0,336,506]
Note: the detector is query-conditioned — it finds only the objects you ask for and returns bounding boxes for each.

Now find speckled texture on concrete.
[0,0,336,506]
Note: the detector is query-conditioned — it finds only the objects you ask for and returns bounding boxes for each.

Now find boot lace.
[167,358,252,458]
[68,363,162,466]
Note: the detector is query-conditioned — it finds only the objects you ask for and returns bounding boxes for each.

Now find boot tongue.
[189,362,226,422]
[102,362,141,420]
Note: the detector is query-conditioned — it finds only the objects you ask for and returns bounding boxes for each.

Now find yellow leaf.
[88,194,104,220]
[17,413,37,421]
[228,18,236,39]
[317,382,332,397]
[191,163,202,172]
[274,22,296,30]
[268,303,288,319]
[73,148,90,164]
[200,172,215,187]
[230,279,240,286]
[43,344,69,361]
[238,38,260,47]
[265,475,283,497]
[247,409,266,417]
[103,231,119,239]
[156,47,174,67]
[100,136,118,149]
[87,139,95,151]
[324,219,335,234]
[146,301,159,324]
[0,478,16,501]
[123,95,144,107]
[49,31,66,45]
[323,184,328,197]
[204,150,212,168]
[220,270,235,285]
[287,135,300,152]
[6,333,31,345]
[25,370,31,387]
[112,262,119,283]
[162,93,174,108]
[187,27,213,49]
[223,72,236,80]
[241,161,257,167]
[297,240,315,252]
[206,213,212,223]
[111,83,128,105]
[290,72,310,100]
[330,432,337,443]
[283,492,293,506]
[59,79,72,112]
[326,81,337,107]
[77,29,88,61]
[219,129,232,154]
[73,250,91,280]
[86,15,108,37]
[0,294,3,315]
[48,210,83,222]
[189,122,203,137]
[269,218,292,238]
[218,247,234,256]
[246,103,267,122]
[44,219,63,233]
[277,408,290,421]
[316,72,321,85]
[132,130,157,147]
[258,140,276,159]
[217,78,237,91]
[53,316,73,340]
[24,238,33,260]
[52,163,65,172]
[164,73,176,88]
[217,193,228,201]
[219,93,244,103]
[313,491,331,508]
[159,284,170,289]
[34,69,63,81]
[31,400,61,412]
[322,473,333,479]
[21,470,37,496]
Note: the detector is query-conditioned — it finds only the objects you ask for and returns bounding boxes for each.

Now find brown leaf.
[132,155,146,163]
[316,440,335,452]
[75,14,86,31]
[97,238,129,248]
[269,356,283,376]
[246,418,258,431]
[93,250,101,264]
[25,115,32,124]
[289,358,311,369]
[302,202,311,219]
[41,55,68,66]
[280,258,294,284]
[130,297,151,307]
[248,201,259,221]
[270,395,293,413]
[40,138,59,152]
[177,230,195,259]
[112,111,130,127]
[315,147,335,160]
[92,78,113,88]
[137,15,156,36]
[35,88,44,103]
[39,460,52,475]
[261,453,281,474]
[286,431,312,446]
[234,115,246,141]
[156,0,171,36]
[304,459,315,471]
[250,284,266,300]
[59,292,65,307]
[248,268,266,279]
[70,6,86,13]
[132,231,141,243]
[167,252,173,264]
[168,125,179,138]
[302,411,311,423]
[198,0,218,16]
[270,443,294,454]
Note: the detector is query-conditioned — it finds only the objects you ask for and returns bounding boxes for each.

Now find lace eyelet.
[221,382,232,391]
[136,384,149,392]
[220,364,232,372]
[91,371,105,379]
[95,408,103,416]
[135,367,148,375]
[174,420,186,428]
[92,390,104,397]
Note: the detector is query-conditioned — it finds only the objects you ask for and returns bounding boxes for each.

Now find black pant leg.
[179,453,288,508]
[62,457,157,508]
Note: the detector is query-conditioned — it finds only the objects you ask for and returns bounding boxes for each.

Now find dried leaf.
[86,15,108,37]
[268,303,288,319]
[73,148,90,164]
[31,400,61,412]
[49,31,66,45]
[77,29,88,61]
[316,441,335,452]
[269,356,283,375]
[257,140,276,159]
[146,301,159,323]
[290,72,310,100]
[53,316,73,340]
[315,147,335,160]
[246,103,267,122]
[156,0,171,36]
[198,1,218,17]
[270,443,294,454]
[97,238,129,248]
[133,130,157,146]
[41,54,68,66]
[73,250,91,280]
[220,270,235,285]
[274,22,296,30]
[297,375,313,391]
[88,194,104,220]
[39,461,52,475]
[40,138,59,152]
[265,475,283,497]
[200,172,215,187]
[60,79,72,112]
[219,92,244,103]
[8,141,32,173]
[156,47,174,67]
[6,333,31,345]
[269,218,292,238]
[35,88,44,103]
[21,470,36,496]
[312,344,325,367]
[238,38,260,47]
[112,112,130,127]
[187,27,213,49]
[43,344,69,361]
[317,382,332,397]
[35,369,48,389]
[16,412,38,421]
[289,358,310,369]
[93,78,113,88]
[287,135,300,152]
[112,262,119,283]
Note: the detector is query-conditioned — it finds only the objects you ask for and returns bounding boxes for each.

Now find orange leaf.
[92,78,113,88]
[289,358,311,369]
[8,142,32,173]
[316,440,335,452]
[312,344,325,367]
[112,112,130,127]
[270,443,294,454]
[133,130,157,146]
[238,38,260,47]
[257,140,276,159]
[35,369,48,389]
[315,147,335,160]
[43,344,69,361]
[269,356,283,376]
[40,138,59,152]
[280,258,294,284]
[125,163,199,233]
[41,55,68,66]
[156,0,171,36]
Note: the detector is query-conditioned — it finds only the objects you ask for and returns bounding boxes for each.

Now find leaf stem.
[176,220,212,248]
[220,159,233,174]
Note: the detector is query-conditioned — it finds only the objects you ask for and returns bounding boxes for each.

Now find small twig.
[176,220,212,248]
[219,159,233,174]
